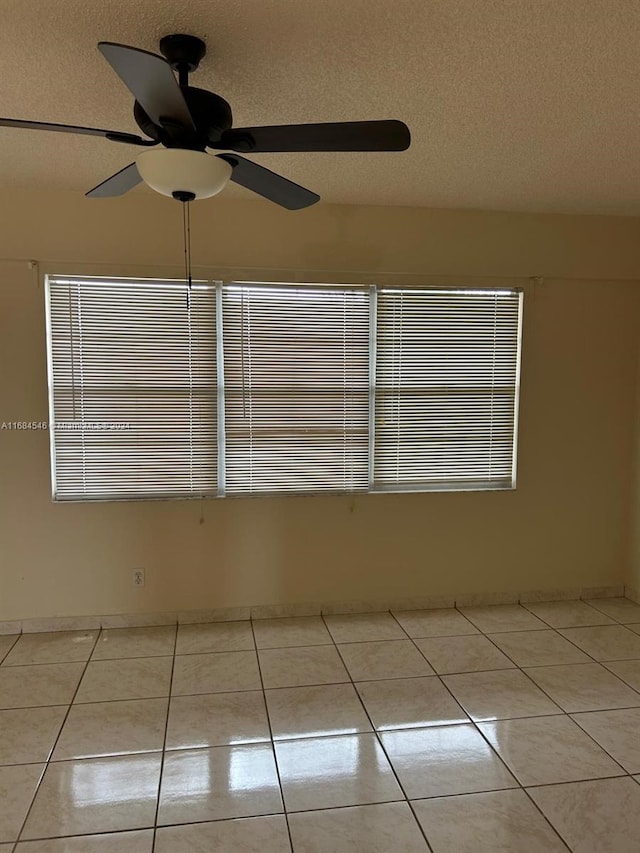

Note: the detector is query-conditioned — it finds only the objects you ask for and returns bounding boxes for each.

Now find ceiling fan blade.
[98,42,195,131]
[218,119,410,153]
[86,163,142,198]
[217,154,319,210]
[0,117,156,146]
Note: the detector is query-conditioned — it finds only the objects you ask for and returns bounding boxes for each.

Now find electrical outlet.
[133,568,145,587]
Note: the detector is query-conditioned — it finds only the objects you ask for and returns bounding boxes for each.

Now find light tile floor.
[1,598,640,851]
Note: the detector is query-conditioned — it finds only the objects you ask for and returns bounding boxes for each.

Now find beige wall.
[1,189,639,621]
[629,347,640,598]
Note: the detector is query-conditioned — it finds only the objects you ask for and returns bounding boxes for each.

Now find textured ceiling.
[2,0,640,214]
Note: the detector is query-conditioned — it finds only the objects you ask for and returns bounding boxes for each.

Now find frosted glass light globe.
[136,148,232,200]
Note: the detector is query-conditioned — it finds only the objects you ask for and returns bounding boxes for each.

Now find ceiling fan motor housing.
[134,88,233,150]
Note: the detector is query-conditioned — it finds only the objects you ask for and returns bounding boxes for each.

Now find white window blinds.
[46,277,217,500]
[46,277,523,501]
[221,283,370,494]
[374,288,522,490]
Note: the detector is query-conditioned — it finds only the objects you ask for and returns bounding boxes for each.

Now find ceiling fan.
[0,34,411,210]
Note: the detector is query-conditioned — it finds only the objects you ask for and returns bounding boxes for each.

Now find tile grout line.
[11,627,103,851]
[150,620,179,853]
[477,624,640,779]
[579,599,639,622]
[383,612,483,737]
[14,776,640,850]
[2,646,634,669]
[250,614,295,853]
[599,661,640,693]
[322,611,436,853]
[2,700,638,769]
[387,608,622,853]
[444,618,600,852]
[2,652,173,668]
[0,633,20,667]
[489,652,639,777]
[385,610,532,806]
[8,655,636,711]
[488,618,639,844]
[450,615,634,780]
[519,597,624,624]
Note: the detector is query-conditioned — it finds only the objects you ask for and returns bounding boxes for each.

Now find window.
[374,289,522,491]
[222,284,370,495]
[46,277,217,500]
[46,276,522,500]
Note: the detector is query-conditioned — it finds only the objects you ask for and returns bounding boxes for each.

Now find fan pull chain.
[182,200,192,308]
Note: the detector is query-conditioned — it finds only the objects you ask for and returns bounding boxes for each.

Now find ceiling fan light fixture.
[136,148,232,200]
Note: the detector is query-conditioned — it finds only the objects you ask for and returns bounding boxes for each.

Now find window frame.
[372,286,524,493]
[44,271,525,502]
